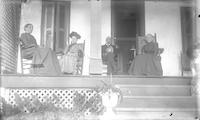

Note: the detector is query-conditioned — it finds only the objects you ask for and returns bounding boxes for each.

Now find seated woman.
[60,32,83,75]
[20,23,61,75]
[128,34,163,76]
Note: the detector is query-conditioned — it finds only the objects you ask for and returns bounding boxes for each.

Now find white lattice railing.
[7,88,97,109]
[0,75,108,114]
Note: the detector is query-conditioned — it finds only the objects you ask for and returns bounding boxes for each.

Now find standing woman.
[60,31,83,74]
[20,23,61,75]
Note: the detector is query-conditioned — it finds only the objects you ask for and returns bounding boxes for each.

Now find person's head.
[145,34,155,43]
[69,31,81,44]
[24,23,33,33]
[106,36,112,45]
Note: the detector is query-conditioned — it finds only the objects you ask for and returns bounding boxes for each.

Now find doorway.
[111,0,145,75]
[180,7,194,75]
[41,0,70,53]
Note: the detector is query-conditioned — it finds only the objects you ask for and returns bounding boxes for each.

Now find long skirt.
[31,48,61,75]
[128,54,163,76]
[60,54,77,74]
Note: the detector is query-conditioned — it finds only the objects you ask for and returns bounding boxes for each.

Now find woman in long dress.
[60,32,83,74]
[129,34,163,76]
[20,23,61,75]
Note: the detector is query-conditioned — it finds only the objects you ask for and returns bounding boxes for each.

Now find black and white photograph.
[0,0,200,119]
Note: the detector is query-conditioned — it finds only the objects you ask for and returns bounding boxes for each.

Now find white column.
[89,0,102,74]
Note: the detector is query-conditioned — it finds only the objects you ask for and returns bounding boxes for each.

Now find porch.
[1,0,200,119]
[0,75,197,119]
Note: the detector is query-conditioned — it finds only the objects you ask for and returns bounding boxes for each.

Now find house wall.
[0,0,21,74]
[101,0,111,45]
[145,1,193,76]
[20,1,42,45]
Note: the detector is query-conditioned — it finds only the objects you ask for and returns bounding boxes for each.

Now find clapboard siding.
[0,0,21,74]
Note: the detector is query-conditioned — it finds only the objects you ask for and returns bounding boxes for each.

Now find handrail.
[0,75,105,88]
[0,75,192,88]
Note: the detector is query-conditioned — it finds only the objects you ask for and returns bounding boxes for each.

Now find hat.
[69,31,81,39]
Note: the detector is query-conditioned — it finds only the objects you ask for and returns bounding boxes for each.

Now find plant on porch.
[0,82,122,120]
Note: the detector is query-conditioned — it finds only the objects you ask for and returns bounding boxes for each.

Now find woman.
[60,31,83,74]
[20,23,61,75]
[20,23,38,59]
[128,34,163,76]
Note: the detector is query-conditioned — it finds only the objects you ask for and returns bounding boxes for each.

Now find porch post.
[195,0,200,118]
[89,0,102,74]
[0,0,21,74]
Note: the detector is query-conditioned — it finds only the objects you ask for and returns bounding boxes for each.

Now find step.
[117,85,191,96]
[116,96,197,110]
[113,110,198,120]
[112,77,192,85]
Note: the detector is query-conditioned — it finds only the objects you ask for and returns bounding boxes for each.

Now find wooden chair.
[136,33,163,55]
[136,35,147,55]
[17,41,33,74]
[102,64,108,76]
[76,41,85,75]
[181,52,192,76]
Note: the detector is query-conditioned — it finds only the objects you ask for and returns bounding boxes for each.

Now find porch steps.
[118,85,191,96]
[113,76,197,120]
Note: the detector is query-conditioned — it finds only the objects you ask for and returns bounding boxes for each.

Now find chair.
[136,36,147,55]
[17,41,33,74]
[136,33,163,55]
[102,64,108,76]
[181,52,192,76]
[76,40,85,75]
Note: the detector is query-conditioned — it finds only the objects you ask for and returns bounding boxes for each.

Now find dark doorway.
[111,0,145,75]
[180,7,194,75]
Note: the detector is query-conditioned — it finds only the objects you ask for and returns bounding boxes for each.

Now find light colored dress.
[60,43,83,74]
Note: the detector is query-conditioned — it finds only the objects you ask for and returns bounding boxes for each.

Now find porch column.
[89,0,102,74]
[0,0,21,74]
[195,0,200,118]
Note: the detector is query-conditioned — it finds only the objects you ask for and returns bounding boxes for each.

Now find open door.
[111,0,145,75]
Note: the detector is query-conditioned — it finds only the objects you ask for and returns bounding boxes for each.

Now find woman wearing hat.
[60,31,83,74]
[128,34,163,76]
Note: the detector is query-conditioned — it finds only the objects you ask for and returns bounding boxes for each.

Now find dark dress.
[20,33,38,59]
[20,33,61,75]
[128,42,163,76]
[102,44,117,74]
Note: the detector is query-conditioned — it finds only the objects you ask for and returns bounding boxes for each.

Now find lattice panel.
[7,88,98,110]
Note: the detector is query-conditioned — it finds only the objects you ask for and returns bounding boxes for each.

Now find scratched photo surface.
[0,0,200,120]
